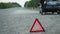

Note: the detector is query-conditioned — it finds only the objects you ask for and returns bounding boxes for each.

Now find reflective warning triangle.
[30,18,45,32]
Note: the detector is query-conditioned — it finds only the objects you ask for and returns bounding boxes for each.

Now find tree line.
[0,2,21,9]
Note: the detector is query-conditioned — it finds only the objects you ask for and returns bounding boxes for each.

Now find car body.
[40,0,60,14]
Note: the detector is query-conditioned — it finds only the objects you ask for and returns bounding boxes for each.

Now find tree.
[24,1,29,7]
[24,0,40,8]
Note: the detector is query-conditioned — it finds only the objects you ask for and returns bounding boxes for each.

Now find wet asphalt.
[0,7,60,34]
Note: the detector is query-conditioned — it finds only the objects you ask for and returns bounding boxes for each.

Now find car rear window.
[46,0,60,5]
[46,0,60,1]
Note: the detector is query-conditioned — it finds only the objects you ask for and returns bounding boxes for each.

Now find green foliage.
[24,0,40,8]
[0,3,21,9]
[24,1,29,7]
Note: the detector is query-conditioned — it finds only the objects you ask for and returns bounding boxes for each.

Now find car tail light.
[44,1,46,4]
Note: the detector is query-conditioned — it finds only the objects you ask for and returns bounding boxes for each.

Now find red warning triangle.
[30,18,45,32]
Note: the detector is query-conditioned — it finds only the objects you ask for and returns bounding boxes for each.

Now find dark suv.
[40,0,60,14]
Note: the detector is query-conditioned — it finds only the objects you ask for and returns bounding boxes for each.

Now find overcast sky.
[0,0,30,7]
